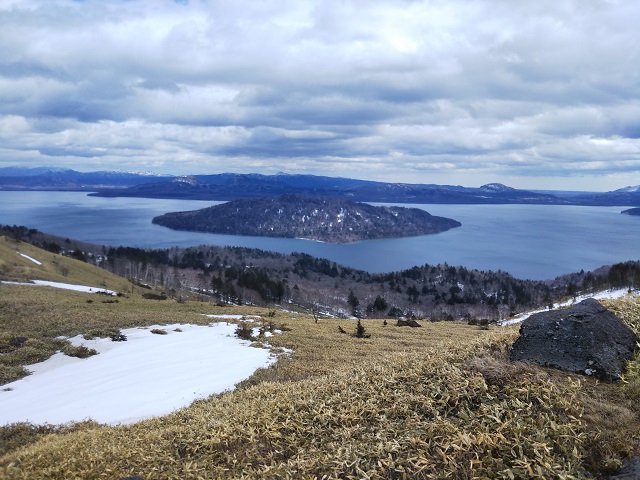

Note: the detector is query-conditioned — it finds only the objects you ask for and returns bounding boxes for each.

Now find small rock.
[9,337,28,347]
[396,318,422,328]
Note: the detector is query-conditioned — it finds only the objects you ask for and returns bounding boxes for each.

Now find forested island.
[622,207,640,216]
[152,194,461,243]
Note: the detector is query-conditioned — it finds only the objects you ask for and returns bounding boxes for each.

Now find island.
[152,194,461,243]
[621,207,640,216]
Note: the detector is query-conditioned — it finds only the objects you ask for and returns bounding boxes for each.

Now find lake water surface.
[0,191,638,280]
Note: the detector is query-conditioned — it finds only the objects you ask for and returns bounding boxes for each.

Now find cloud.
[0,0,639,190]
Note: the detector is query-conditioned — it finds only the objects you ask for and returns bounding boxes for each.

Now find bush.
[150,329,168,335]
[63,344,97,359]
[142,292,167,300]
[235,322,254,341]
[353,319,371,338]
[110,333,127,342]
[0,420,100,458]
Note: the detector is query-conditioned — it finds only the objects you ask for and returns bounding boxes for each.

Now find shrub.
[353,319,370,338]
[478,318,491,330]
[110,333,127,342]
[8,337,28,348]
[235,322,254,341]
[258,319,276,336]
[0,365,31,385]
[142,292,167,300]
[63,344,97,359]
[0,421,99,458]
[150,329,168,335]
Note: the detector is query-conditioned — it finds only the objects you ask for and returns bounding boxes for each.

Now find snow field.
[1,279,116,295]
[0,323,278,426]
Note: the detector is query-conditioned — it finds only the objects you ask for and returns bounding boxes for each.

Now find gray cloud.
[0,0,639,190]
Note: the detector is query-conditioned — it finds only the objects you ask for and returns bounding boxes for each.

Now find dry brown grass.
[2,328,591,479]
[1,239,639,478]
[0,236,131,292]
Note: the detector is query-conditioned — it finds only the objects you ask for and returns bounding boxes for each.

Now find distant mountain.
[0,166,70,176]
[2,166,640,206]
[91,173,567,205]
[94,175,640,205]
[571,186,640,206]
[0,168,172,190]
[151,194,462,243]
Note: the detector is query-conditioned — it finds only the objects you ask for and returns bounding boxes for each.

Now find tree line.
[2,224,638,320]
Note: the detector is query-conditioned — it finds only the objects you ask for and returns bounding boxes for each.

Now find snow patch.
[1,280,115,295]
[16,251,42,265]
[500,288,634,326]
[614,185,640,193]
[202,314,261,320]
[0,323,277,426]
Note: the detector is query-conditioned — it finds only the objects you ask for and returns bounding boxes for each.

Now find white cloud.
[0,0,639,189]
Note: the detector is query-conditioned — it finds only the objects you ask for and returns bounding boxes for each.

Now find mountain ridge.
[1,166,640,206]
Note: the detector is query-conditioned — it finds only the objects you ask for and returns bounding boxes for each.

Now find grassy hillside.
[0,235,131,292]
[0,237,639,478]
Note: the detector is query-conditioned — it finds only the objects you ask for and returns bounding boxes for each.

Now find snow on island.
[0,323,278,426]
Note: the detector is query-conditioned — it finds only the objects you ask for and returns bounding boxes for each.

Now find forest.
[2,224,638,322]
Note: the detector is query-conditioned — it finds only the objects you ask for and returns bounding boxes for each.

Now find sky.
[1,0,639,191]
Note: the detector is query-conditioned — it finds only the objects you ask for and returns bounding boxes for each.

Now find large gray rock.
[509,298,636,381]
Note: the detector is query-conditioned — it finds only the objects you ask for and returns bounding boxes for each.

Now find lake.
[0,191,638,280]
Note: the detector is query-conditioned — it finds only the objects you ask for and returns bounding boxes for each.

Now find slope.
[1,287,639,478]
[0,235,131,292]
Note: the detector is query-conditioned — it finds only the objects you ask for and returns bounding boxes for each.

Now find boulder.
[396,318,422,328]
[509,298,636,381]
